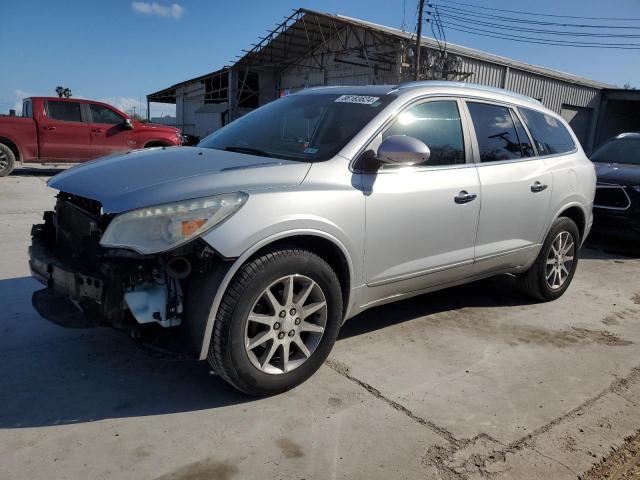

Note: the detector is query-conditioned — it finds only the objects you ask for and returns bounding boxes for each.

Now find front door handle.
[454,190,477,204]
[43,126,56,131]
[531,181,548,193]
[91,128,103,133]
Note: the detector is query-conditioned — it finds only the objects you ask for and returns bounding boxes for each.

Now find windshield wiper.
[223,146,272,158]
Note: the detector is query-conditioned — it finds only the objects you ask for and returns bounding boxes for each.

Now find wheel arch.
[554,203,587,242]
[196,229,354,360]
[0,136,21,163]
[143,140,173,148]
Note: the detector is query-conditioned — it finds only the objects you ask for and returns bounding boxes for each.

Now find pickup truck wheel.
[0,144,16,177]
[517,217,580,301]
[208,248,342,396]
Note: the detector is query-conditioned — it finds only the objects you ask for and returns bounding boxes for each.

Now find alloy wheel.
[244,274,327,374]
[0,151,8,171]
[546,231,575,290]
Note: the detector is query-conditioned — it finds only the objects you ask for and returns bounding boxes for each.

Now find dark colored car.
[181,133,200,146]
[0,97,183,176]
[591,133,640,241]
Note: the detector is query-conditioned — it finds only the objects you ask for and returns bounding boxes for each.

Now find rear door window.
[22,100,32,118]
[467,102,526,162]
[519,107,576,155]
[46,101,83,122]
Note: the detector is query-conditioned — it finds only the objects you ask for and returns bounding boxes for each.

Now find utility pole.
[413,0,425,81]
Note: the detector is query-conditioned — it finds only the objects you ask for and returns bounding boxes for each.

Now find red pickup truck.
[0,97,183,176]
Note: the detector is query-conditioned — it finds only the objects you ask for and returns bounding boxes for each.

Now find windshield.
[199,93,395,161]
[591,138,640,166]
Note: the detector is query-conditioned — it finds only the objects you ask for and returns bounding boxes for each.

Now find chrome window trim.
[594,183,632,211]
[462,97,578,166]
[349,95,474,174]
[348,92,577,174]
[516,105,578,158]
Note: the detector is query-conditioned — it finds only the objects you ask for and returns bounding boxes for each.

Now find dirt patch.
[602,316,620,326]
[416,310,632,348]
[631,294,640,305]
[154,458,238,480]
[582,430,640,479]
[562,434,578,453]
[276,438,304,458]
[571,328,633,347]
[328,396,343,407]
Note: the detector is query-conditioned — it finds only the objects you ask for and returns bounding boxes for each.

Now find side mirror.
[123,118,134,129]
[376,135,430,166]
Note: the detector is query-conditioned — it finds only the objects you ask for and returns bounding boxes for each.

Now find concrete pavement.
[1,168,639,480]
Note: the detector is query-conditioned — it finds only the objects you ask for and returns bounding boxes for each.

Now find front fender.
[193,228,355,360]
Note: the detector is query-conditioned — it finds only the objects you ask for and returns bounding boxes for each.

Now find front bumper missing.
[29,227,107,328]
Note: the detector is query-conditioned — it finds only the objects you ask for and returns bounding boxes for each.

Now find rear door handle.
[91,128,103,133]
[43,126,56,131]
[531,181,548,193]
[454,190,477,204]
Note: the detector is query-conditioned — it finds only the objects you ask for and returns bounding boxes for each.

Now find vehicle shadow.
[0,276,249,429]
[10,166,69,177]
[339,274,533,340]
[0,253,605,429]
[583,233,640,259]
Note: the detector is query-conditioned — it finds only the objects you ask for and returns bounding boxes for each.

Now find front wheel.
[0,143,16,177]
[208,248,343,396]
[517,217,580,301]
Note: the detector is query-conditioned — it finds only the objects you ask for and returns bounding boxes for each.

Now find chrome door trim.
[366,259,474,287]
[473,244,539,264]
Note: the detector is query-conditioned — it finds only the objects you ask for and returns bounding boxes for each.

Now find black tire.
[208,248,343,396]
[0,143,16,177]
[517,217,580,301]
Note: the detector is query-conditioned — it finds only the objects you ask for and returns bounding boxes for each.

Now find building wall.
[279,26,400,93]
[175,83,205,136]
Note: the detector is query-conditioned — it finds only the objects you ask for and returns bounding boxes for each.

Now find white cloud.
[99,97,140,115]
[132,2,184,19]
[11,89,39,113]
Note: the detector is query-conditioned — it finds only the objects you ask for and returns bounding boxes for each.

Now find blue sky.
[1,0,639,117]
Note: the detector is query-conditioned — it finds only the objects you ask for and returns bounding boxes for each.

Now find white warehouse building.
[148,8,639,152]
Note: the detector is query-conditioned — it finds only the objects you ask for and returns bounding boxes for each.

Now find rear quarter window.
[519,107,576,156]
[46,101,83,123]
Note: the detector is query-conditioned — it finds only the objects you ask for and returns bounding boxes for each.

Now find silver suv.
[29,82,596,395]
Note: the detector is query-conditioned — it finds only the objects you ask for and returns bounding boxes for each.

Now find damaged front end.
[29,192,223,334]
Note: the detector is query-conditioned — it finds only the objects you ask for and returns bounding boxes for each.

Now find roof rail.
[396,80,542,105]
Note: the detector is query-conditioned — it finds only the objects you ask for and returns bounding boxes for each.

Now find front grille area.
[594,185,631,210]
[57,192,103,217]
[55,200,99,260]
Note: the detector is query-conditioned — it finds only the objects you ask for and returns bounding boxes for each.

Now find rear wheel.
[208,248,342,396]
[0,144,16,177]
[517,217,580,301]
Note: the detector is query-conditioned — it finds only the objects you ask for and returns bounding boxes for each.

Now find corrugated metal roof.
[325,10,614,90]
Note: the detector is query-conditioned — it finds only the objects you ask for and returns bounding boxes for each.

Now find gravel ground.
[583,430,640,479]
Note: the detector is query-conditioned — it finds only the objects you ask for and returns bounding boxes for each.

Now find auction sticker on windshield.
[335,95,380,105]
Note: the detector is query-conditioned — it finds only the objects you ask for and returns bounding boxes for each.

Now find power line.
[429,0,640,22]
[437,22,640,49]
[431,11,640,38]
[430,4,640,29]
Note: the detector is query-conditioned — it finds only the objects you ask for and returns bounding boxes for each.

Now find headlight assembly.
[631,185,640,193]
[100,192,248,254]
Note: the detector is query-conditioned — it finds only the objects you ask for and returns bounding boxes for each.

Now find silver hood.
[48,147,312,213]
